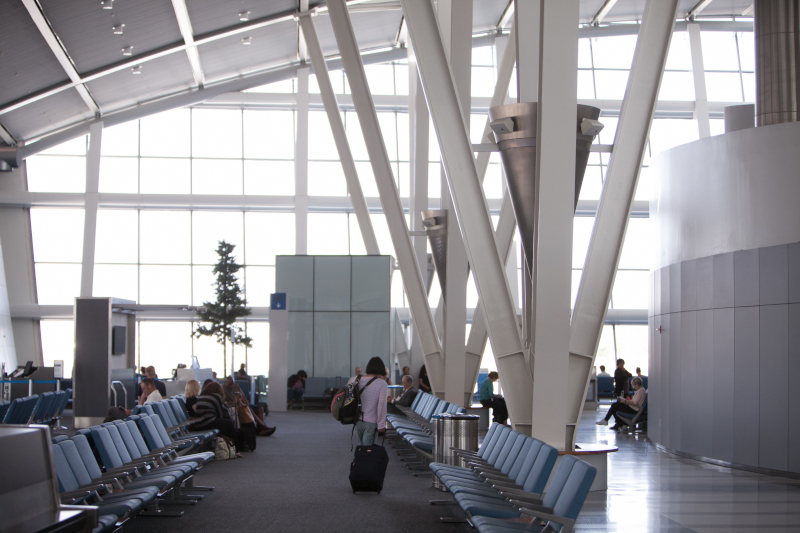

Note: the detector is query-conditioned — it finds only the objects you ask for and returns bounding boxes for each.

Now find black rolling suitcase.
[349,442,389,494]
[236,424,257,452]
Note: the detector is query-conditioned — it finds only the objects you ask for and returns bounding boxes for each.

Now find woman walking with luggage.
[355,357,389,446]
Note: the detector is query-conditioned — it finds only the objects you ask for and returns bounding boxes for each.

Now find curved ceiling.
[0,0,754,146]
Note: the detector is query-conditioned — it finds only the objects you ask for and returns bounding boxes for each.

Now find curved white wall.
[651,121,800,271]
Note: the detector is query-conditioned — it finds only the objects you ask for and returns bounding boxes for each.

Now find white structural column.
[437,0,471,405]
[529,0,579,449]
[295,67,310,255]
[464,31,518,406]
[408,43,430,379]
[515,0,540,103]
[80,122,103,298]
[568,0,680,449]
[298,13,379,255]
[401,0,533,435]
[688,22,711,138]
[327,0,445,392]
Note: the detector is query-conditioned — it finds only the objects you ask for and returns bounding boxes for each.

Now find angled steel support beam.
[171,0,205,87]
[0,122,15,146]
[298,12,379,255]
[590,0,620,26]
[688,23,711,138]
[327,0,445,392]
[567,0,680,450]
[687,0,715,20]
[80,122,102,298]
[21,0,100,115]
[497,1,515,30]
[401,0,532,434]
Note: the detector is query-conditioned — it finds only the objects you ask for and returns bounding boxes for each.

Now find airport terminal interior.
[1,0,799,531]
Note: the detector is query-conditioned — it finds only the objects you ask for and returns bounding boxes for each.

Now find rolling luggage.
[349,441,389,494]
[236,424,257,452]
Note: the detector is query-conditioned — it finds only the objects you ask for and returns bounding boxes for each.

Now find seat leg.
[430,500,457,505]
[439,517,469,523]
[138,500,184,517]
[183,477,214,491]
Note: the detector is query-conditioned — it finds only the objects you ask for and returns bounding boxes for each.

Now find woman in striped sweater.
[192,381,237,442]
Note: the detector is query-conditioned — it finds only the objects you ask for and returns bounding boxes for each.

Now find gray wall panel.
[789,243,800,304]
[662,265,671,315]
[654,268,662,316]
[695,309,715,458]
[276,256,315,311]
[681,260,697,311]
[668,312,682,450]
[313,312,351,377]
[650,315,661,443]
[759,245,788,306]
[680,312,697,455]
[733,306,759,467]
[758,304,788,471]
[734,249,760,308]
[287,311,314,375]
[712,307,735,463]
[314,256,351,311]
[661,314,671,447]
[713,252,734,309]
[670,263,682,315]
[351,256,391,311]
[696,256,713,310]
[789,304,800,473]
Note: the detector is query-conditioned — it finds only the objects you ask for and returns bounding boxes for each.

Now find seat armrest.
[488,480,521,489]
[479,472,512,482]
[518,507,575,533]
[498,488,541,499]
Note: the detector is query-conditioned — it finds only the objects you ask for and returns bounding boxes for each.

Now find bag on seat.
[215,436,237,460]
[349,441,389,494]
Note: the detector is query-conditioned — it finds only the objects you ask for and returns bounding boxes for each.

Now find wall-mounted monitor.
[112,326,126,355]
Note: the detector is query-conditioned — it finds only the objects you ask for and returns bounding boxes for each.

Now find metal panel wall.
[651,244,800,474]
[74,297,112,428]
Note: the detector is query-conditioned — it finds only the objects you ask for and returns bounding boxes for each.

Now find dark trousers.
[603,402,636,424]
[194,417,236,440]
[481,398,508,423]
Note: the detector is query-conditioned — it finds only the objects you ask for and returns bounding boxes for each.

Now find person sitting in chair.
[480,372,508,425]
[387,375,416,414]
[287,370,307,409]
[596,376,645,431]
[138,377,163,406]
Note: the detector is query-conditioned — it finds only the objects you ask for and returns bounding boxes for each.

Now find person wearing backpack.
[355,357,389,446]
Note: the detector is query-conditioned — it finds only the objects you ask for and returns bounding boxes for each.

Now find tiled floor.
[575,405,800,532]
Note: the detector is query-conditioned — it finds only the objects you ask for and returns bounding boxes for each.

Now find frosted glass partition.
[314,312,351,377]
[276,256,314,310]
[352,256,393,311]
[287,311,314,376]
[314,256,351,311]
[351,312,391,370]
[276,255,392,377]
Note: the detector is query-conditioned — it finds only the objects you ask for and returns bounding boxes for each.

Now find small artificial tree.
[193,241,252,376]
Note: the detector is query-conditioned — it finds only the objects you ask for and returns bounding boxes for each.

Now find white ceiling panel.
[1,89,94,141]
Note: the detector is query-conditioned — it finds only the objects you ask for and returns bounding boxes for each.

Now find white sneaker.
[596,419,608,426]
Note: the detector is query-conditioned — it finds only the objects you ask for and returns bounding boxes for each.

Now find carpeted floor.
[123,410,472,533]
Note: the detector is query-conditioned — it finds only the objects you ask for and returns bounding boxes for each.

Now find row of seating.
[0,389,71,425]
[431,424,596,532]
[387,392,466,461]
[596,376,649,398]
[52,410,217,532]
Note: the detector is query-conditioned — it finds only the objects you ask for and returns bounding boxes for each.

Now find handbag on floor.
[215,435,237,460]
[349,438,389,494]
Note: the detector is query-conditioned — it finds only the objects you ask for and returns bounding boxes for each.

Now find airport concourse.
[1,0,799,532]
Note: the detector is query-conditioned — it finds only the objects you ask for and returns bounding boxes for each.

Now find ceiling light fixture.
[131,65,142,75]
[122,45,133,56]
[239,11,250,21]
[100,0,113,9]
[112,24,125,35]
[241,37,252,45]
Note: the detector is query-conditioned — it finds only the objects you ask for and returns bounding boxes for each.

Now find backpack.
[331,376,378,425]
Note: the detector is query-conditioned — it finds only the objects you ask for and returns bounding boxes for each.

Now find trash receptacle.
[430,414,444,489]
[433,413,479,489]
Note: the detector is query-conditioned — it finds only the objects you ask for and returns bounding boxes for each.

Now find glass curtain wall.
[25,28,755,379]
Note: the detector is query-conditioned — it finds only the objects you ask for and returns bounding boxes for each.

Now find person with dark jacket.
[287,370,307,409]
[418,365,431,393]
[135,366,167,397]
[613,359,632,398]
[387,375,417,414]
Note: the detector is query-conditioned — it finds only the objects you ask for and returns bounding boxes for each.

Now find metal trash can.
[433,413,479,490]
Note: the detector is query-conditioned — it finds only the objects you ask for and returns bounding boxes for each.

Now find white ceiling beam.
[497,1,515,30]
[590,0,620,26]
[687,0,715,20]
[171,0,205,87]
[21,0,100,115]
[0,122,15,145]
